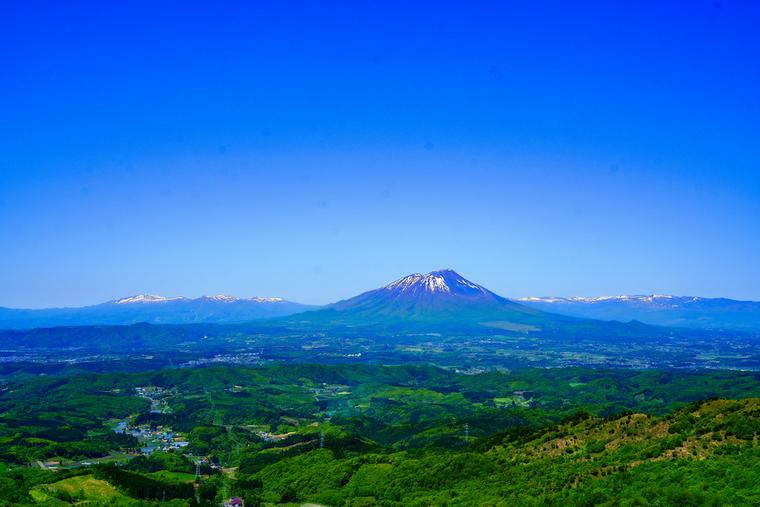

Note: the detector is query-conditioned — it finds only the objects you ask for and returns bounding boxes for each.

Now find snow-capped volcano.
[294,269,554,327]
[383,270,491,297]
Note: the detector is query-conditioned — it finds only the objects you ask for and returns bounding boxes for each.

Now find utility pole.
[464,423,469,443]
[320,429,325,449]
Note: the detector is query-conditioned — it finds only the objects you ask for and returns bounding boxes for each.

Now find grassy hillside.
[29,474,132,504]
[243,398,760,506]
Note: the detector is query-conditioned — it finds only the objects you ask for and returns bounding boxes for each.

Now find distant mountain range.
[0,271,667,355]
[517,295,760,331]
[0,271,758,332]
[0,294,315,329]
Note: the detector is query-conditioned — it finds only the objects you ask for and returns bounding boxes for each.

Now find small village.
[114,420,189,454]
[134,385,175,414]
[111,386,189,453]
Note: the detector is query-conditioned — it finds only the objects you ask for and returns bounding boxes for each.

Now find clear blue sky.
[1,1,759,307]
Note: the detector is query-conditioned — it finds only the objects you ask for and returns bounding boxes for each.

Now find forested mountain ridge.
[245,398,760,506]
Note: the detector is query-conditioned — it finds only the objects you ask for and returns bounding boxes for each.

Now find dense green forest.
[0,364,758,505]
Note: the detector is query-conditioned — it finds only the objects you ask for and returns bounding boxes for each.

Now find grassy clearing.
[29,474,134,504]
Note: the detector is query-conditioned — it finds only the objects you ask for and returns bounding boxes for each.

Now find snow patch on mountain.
[196,295,287,303]
[382,269,490,296]
[113,295,185,304]
[385,273,450,293]
[114,294,288,305]
[201,295,240,302]
[517,295,702,304]
[251,297,285,303]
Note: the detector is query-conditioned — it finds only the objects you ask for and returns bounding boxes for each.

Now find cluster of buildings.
[114,421,189,454]
[255,430,295,443]
[134,385,174,414]
[178,352,263,368]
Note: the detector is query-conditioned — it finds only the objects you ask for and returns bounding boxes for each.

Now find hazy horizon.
[3,265,760,310]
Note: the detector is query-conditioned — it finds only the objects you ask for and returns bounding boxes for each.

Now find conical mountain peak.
[382,270,491,298]
[303,269,549,327]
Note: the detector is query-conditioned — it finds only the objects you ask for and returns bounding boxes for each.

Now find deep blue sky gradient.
[1,1,759,307]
